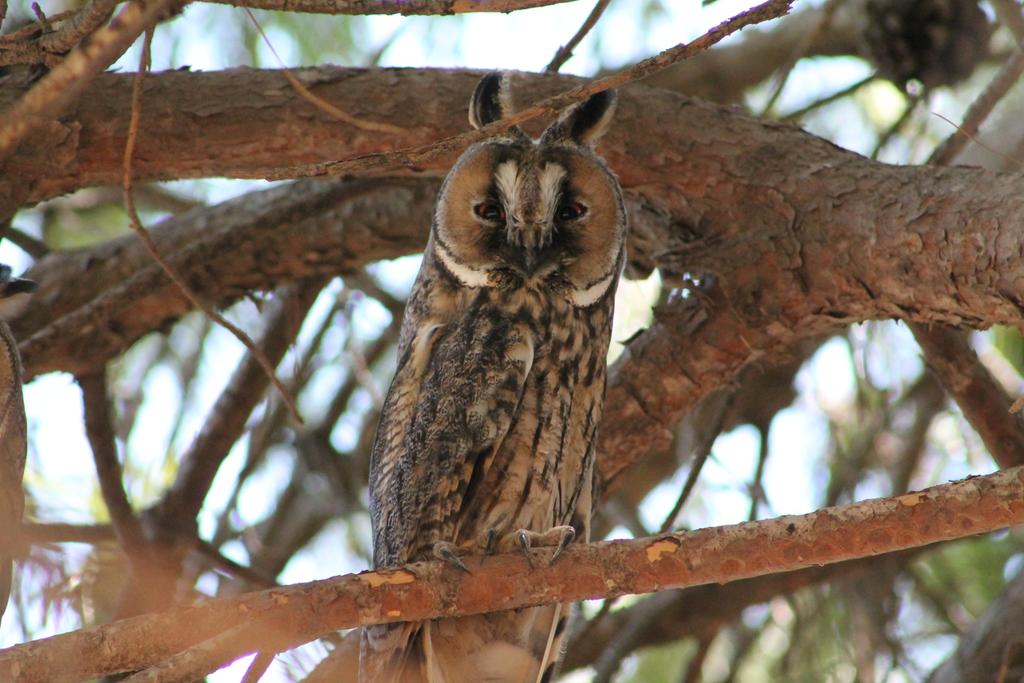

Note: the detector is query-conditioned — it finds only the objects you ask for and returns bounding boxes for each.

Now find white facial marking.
[568,269,617,307]
[539,163,566,221]
[494,160,519,219]
[434,241,492,288]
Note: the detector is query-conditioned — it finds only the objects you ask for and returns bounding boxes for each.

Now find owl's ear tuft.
[469,72,509,129]
[542,90,617,145]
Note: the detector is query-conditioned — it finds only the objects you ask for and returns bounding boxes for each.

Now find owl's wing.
[368,307,532,568]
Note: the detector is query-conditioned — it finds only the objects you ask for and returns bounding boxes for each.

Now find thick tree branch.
[907,44,1024,472]
[12,67,1024,509]
[262,0,793,182]
[0,466,1021,682]
[0,0,177,160]
[18,177,436,379]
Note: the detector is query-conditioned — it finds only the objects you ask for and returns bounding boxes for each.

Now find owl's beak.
[520,249,539,274]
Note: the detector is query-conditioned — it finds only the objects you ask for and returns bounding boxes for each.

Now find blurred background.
[1,0,1023,680]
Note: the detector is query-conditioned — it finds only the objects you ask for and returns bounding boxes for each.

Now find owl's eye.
[474,202,506,222]
[557,201,587,222]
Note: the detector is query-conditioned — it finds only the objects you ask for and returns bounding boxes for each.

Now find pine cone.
[863,0,991,88]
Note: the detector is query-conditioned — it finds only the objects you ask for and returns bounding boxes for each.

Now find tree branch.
[545,0,610,73]
[77,371,147,557]
[262,0,793,182]
[204,0,577,13]
[0,0,177,159]
[158,281,321,530]
[911,325,1024,469]
[0,466,1021,682]
[12,68,1024,506]
[18,177,434,379]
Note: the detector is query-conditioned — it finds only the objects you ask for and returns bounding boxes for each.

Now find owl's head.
[432,72,625,308]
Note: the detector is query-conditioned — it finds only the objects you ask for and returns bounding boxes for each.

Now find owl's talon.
[516,529,535,569]
[548,526,576,566]
[433,542,471,574]
[482,528,497,555]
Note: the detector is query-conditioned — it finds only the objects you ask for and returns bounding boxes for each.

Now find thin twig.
[77,372,148,558]
[194,541,277,589]
[659,390,736,533]
[243,9,407,135]
[266,0,794,181]
[759,0,840,116]
[158,282,319,525]
[781,73,875,122]
[747,425,770,521]
[929,48,1024,165]
[545,0,611,73]
[120,29,302,424]
[30,2,52,33]
[1,226,47,259]
[206,0,576,14]
[242,651,275,683]
[0,10,75,42]
[682,633,715,683]
[990,0,1024,45]
[910,324,1024,469]
[870,91,924,160]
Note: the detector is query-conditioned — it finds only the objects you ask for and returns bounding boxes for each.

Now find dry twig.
[243,9,407,135]
[120,29,302,424]
[265,0,793,181]
[206,0,576,14]
[546,0,611,73]
[77,372,148,557]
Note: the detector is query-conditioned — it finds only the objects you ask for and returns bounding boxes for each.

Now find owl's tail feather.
[360,622,427,683]
[362,607,576,683]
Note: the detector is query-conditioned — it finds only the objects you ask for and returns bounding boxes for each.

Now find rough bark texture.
[11,68,1024,496]
[0,466,1021,682]
[16,177,436,378]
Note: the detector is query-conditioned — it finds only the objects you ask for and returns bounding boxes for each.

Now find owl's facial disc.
[434,139,624,304]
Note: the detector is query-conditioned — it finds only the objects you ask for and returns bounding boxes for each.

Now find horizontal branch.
[1,466,1021,682]
[11,67,1024,492]
[0,0,175,160]
[202,0,577,14]
[16,177,437,379]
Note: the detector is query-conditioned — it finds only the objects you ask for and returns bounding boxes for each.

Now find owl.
[0,265,35,624]
[362,72,626,683]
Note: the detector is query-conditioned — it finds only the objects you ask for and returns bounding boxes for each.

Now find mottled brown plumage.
[362,73,625,683]
[0,266,35,625]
